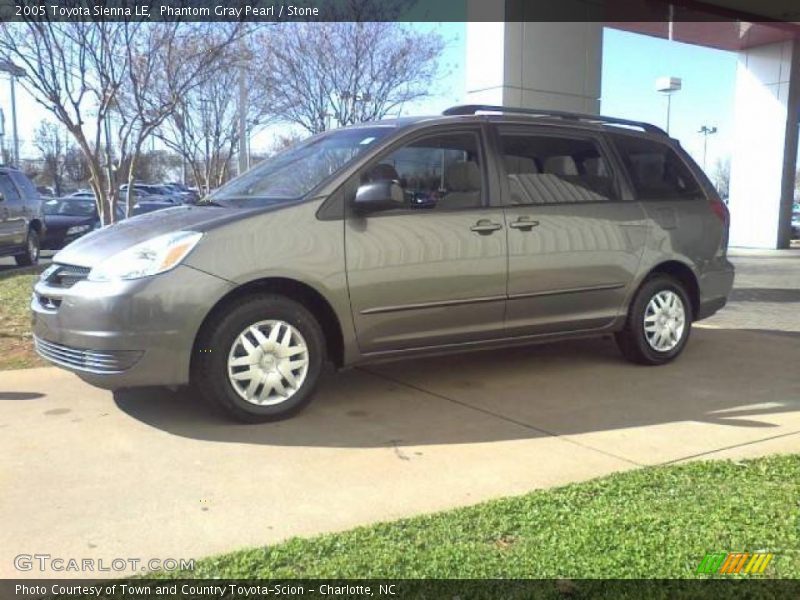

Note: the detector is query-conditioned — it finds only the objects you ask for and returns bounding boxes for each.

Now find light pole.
[0,59,25,166]
[698,125,717,171]
[656,76,682,135]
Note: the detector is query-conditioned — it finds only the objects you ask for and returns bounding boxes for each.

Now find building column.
[466,1,603,113]
[728,40,800,249]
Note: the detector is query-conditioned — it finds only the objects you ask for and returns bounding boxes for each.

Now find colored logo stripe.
[697,552,773,574]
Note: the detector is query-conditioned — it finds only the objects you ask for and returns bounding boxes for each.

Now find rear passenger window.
[610,134,702,200]
[362,132,483,210]
[9,172,38,201]
[497,130,616,205]
[0,173,21,203]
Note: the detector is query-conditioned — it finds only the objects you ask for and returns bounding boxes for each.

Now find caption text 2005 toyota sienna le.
[32,105,734,422]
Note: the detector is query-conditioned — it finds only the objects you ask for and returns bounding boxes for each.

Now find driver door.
[345,127,508,354]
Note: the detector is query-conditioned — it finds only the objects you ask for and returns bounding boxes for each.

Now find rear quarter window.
[9,171,39,201]
[610,134,704,201]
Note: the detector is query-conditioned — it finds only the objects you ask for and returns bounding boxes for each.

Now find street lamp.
[656,76,682,135]
[698,125,718,171]
[0,59,25,166]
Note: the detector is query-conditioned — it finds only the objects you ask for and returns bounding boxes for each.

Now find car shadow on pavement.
[113,327,800,448]
[0,391,45,400]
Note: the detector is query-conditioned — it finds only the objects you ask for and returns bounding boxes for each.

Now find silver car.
[32,105,734,422]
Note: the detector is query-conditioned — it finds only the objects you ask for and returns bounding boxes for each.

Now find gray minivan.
[32,106,734,422]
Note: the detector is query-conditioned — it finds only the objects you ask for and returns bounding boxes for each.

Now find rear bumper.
[32,265,233,389]
[696,259,735,321]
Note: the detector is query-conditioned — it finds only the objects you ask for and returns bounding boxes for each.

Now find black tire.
[192,294,326,423]
[615,274,692,365]
[14,228,40,266]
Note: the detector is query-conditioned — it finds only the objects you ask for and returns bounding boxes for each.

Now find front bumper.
[32,264,234,389]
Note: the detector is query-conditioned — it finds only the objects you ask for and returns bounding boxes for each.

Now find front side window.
[360,131,483,210]
[210,126,394,208]
[498,129,616,205]
[610,133,703,200]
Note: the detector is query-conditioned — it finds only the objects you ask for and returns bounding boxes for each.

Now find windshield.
[43,199,96,216]
[209,126,394,207]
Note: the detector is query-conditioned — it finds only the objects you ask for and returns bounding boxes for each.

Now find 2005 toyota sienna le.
[32,105,734,422]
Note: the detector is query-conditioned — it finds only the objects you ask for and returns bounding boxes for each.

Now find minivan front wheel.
[615,275,692,365]
[193,294,325,422]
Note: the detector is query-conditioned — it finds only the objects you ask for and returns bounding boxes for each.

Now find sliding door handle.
[470,220,503,235]
[509,217,540,231]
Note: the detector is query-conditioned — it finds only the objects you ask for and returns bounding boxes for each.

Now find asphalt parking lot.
[1,250,798,578]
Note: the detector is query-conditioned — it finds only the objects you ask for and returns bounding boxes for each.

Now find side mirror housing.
[354,180,404,213]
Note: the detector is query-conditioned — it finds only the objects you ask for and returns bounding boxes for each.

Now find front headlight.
[66,224,92,235]
[87,231,203,282]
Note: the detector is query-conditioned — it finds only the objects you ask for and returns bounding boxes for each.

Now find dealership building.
[466,1,799,249]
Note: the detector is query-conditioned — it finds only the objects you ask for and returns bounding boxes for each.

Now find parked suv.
[0,166,44,266]
[32,105,734,422]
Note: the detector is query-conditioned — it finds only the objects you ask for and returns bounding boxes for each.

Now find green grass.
[0,271,45,370]
[165,454,799,580]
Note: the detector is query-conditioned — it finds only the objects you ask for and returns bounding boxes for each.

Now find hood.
[53,205,262,267]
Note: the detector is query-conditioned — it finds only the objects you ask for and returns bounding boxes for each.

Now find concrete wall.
[728,40,799,249]
[464,10,798,249]
[466,2,603,113]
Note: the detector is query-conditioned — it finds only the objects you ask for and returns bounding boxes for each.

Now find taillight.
[709,192,729,226]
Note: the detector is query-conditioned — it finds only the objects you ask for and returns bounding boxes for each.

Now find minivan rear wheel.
[615,274,692,365]
[192,294,325,423]
[15,228,40,266]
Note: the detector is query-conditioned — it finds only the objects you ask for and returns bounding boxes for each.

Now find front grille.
[44,264,91,288]
[34,336,142,374]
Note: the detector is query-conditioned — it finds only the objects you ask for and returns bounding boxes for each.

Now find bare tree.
[0,21,242,222]
[269,131,308,156]
[257,17,445,134]
[131,149,182,183]
[712,157,730,200]
[0,21,130,223]
[112,23,242,216]
[33,120,68,196]
[157,38,274,195]
[64,145,92,190]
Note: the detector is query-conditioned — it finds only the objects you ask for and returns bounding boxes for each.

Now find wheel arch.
[29,218,43,235]
[643,260,700,319]
[191,276,345,369]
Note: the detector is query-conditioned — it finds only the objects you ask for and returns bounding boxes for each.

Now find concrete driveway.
[1,251,799,578]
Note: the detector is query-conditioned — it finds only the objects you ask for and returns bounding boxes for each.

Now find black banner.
[2,0,800,23]
[4,579,800,600]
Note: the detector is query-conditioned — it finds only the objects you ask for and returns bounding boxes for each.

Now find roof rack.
[442,104,668,136]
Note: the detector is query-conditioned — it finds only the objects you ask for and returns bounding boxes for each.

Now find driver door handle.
[470,220,503,235]
[509,217,540,231]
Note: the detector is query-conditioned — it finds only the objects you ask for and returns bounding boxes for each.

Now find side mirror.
[354,180,404,213]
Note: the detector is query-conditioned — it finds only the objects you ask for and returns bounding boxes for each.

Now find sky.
[601,28,736,172]
[0,23,738,174]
